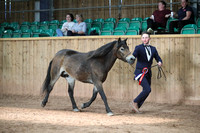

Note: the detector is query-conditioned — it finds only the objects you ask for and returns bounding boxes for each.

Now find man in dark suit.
[131,32,162,113]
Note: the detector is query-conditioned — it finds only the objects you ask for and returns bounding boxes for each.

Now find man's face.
[141,34,150,45]
[158,2,165,10]
[181,0,187,8]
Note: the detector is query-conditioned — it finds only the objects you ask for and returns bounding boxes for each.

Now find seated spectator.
[67,14,87,36]
[56,13,75,36]
[147,1,171,33]
[169,0,194,33]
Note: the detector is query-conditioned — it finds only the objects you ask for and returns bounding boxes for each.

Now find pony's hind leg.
[41,76,59,107]
[62,72,79,112]
[81,87,98,109]
[41,61,60,107]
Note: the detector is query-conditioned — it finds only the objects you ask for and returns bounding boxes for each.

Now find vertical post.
[109,0,111,18]
[170,0,173,11]
[118,0,122,20]
[9,0,11,19]
[49,0,53,21]
[35,0,40,22]
[5,0,7,21]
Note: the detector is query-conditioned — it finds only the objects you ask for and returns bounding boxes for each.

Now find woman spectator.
[169,0,194,33]
[67,14,87,36]
[147,1,171,33]
[56,13,75,36]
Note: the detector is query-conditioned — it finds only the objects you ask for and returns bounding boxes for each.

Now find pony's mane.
[87,41,117,59]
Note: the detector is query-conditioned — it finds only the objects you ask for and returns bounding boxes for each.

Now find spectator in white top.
[67,14,87,36]
[56,13,75,36]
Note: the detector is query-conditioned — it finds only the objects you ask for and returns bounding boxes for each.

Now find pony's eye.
[120,47,124,51]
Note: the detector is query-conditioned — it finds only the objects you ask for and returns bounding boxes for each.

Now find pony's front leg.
[81,87,98,109]
[66,76,79,112]
[95,82,113,116]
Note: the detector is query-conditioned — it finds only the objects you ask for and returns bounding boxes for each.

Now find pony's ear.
[124,38,128,42]
[118,38,121,43]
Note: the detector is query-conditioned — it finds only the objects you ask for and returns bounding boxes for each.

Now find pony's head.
[116,38,135,65]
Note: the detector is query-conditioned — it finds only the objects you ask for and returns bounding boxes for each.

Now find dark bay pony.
[41,38,135,116]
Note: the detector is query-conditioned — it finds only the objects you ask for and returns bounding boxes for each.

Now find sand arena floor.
[0,95,200,133]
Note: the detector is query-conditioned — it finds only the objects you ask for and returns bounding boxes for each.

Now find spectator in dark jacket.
[169,0,194,33]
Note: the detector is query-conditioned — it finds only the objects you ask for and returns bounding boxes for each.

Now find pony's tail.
[40,60,53,96]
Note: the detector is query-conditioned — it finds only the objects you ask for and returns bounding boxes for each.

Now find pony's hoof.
[81,103,85,109]
[107,112,114,116]
[73,108,80,112]
[41,102,46,108]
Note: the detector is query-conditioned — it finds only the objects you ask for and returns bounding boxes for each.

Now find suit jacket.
[132,44,162,76]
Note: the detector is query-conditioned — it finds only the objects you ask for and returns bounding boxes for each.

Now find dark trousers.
[147,19,164,30]
[67,30,86,36]
[169,20,194,33]
[134,74,151,108]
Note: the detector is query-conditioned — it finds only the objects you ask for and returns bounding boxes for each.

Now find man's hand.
[157,61,162,67]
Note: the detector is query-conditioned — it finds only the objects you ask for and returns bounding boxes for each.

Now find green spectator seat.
[181,24,197,34]
[32,29,43,37]
[197,28,200,34]
[1,22,9,27]
[113,31,125,35]
[102,27,114,33]
[39,25,48,31]
[116,22,129,29]
[181,28,196,34]
[40,21,49,26]
[21,29,32,38]
[166,18,178,32]
[88,27,101,35]
[2,30,13,38]
[114,26,127,33]
[31,21,40,26]
[119,18,131,23]
[101,31,112,35]
[131,17,143,23]
[21,21,31,26]
[20,25,29,31]
[183,24,197,30]
[91,22,102,29]
[196,18,200,28]
[94,18,104,24]
[73,19,77,23]
[49,24,58,31]
[59,20,67,29]
[143,17,150,21]
[58,24,62,29]
[126,30,138,35]
[39,29,55,37]
[141,21,147,32]
[9,22,20,30]
[103,22,115,29]
[60,20,67,25]
[50,20,59,25]
[127,26,140,34]
[84,19,93,23]
[12,30,22,38]
[129,21,141,29]
[105,18,116,24]
[0,27,5,34]
[86,23,92,31]
[49,20,59,31]
[30,25,38,32]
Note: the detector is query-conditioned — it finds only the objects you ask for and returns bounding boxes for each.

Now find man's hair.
[66,13,74,21]
[159,1,167,7]
[141,32,150,38]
